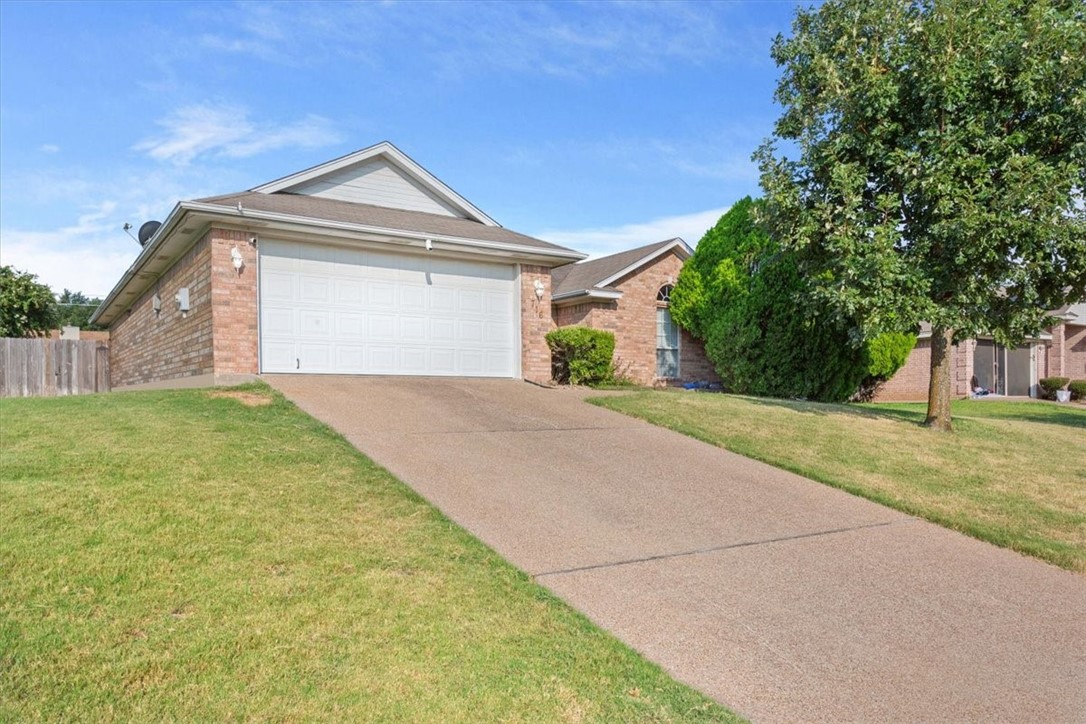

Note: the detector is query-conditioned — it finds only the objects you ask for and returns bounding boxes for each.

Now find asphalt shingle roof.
[196,191,579,255]
[551,238,682,296]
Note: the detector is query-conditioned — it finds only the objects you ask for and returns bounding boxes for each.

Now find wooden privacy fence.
[0,338,110,398]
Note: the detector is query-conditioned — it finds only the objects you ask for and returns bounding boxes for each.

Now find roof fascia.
[250,141,500,227]
[181,201,584,261]
[595,238,692,289]
[552,288,624,304]
[89,202,188,325]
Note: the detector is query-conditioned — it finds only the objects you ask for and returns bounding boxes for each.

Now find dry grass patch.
[592,392,1086,572]
[207,389,273,406]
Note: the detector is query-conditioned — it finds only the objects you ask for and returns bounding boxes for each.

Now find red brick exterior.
[109,232,215,387]
[873,328,1083,401]
[210,230,259,378]
[1050,322,1086,380]
[520,264,556,382]
[551,250,718,386]
[109,228,260,388]
[107,232,725,389]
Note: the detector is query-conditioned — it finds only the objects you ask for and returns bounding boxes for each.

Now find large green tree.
[757,0,1086,430]
[0,266,58,337]
[671,198,914,402]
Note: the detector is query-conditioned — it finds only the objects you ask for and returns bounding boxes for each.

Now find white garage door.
[259,240,518,377]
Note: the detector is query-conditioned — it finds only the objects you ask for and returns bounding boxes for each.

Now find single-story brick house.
[91,142,717,389]
[875,301,1086,400]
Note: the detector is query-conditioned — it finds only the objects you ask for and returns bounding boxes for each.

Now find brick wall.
[550,250,718,386]
[210,229,259,377]
[109,233,215,387]
[1064,324,1086,380]
[876,338,977,402]
[520,264,555,382]
[679,330,718,383]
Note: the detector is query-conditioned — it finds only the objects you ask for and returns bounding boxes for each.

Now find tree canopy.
[671,198,914,402]
[0,265,58,338]
[56,289,105,331]
[756,0,1086,428]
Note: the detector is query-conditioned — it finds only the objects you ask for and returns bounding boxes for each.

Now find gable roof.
[195,191,574,254]
[91,143,586,326]
[251,141,498,226]
[552,238,691,301]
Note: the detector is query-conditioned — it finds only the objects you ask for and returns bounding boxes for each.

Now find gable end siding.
[291,160,464,217]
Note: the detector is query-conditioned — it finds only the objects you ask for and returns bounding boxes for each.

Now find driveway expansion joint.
[532,517,918,579]
[408,425,643,435]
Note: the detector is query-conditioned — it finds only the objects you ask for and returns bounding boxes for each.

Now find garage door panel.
[486,291,511,315]
[431,318,455,342]
[369,314,396,340]
[431,288,456,313]
[400,347,428,373]
[261,241,516,377]
[263,341,296,371]
[431,348,456,374]
[459,320,484,344]
[401,316,427,341]
[336,313,365,338]
[459,289,483,314]
[368,283,397,308]
[367,346,396,372]
[262,306,295,336]
[400,285,426,311]
[460,350,485,375]
[299,275,330,303]
[335,279,364,304]
[486,321,512,345]
[336,345,366,370]
[263,271,295,301]
[299,310,331,337]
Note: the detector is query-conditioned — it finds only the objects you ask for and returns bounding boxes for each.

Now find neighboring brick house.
[90,142,717,390]
[550,238,718,386]
[876,301,1086,401]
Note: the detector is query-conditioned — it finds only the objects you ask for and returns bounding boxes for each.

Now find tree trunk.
[925,326,954,431]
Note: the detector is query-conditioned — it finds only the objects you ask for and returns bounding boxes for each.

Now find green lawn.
[592,393,1086,573]
[0,385,738,723]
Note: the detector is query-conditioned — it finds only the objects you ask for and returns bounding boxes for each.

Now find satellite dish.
[137,220,162,246]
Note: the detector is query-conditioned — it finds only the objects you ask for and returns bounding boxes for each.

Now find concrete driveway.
[267,375,1086,723]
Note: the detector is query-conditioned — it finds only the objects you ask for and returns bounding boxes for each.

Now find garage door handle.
[296,358,300,370]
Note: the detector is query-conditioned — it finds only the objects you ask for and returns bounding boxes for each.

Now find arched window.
[656,285,679,378]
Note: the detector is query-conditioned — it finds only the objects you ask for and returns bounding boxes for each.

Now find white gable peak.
[251,141,499,226]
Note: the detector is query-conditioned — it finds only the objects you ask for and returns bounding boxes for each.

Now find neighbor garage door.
[259,240,518,376]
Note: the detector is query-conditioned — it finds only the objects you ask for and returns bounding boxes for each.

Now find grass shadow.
[729,394,930,426]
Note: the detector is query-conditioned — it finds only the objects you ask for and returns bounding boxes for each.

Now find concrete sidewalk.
[267,375,1086,723]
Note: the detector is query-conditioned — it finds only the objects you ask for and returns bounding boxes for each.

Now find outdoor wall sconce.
[231,245,245,274]
[152,293,162,317]
[533,279,545,300]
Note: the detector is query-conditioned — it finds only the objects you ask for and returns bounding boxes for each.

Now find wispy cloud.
[195,2,768,80]
[134,104,341,165]
[537,206,729,258]
[1,201,133,297]
[39,144,61,154]
[0,163,244,297]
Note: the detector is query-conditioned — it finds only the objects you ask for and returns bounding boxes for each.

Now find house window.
[656,285,679,378]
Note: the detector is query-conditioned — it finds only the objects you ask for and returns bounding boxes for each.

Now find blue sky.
[0,1,802,298]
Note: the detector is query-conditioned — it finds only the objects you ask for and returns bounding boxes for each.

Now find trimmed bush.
[1039,377,1070,400]
[1068,380,1086,401]
[546,327,615,386]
